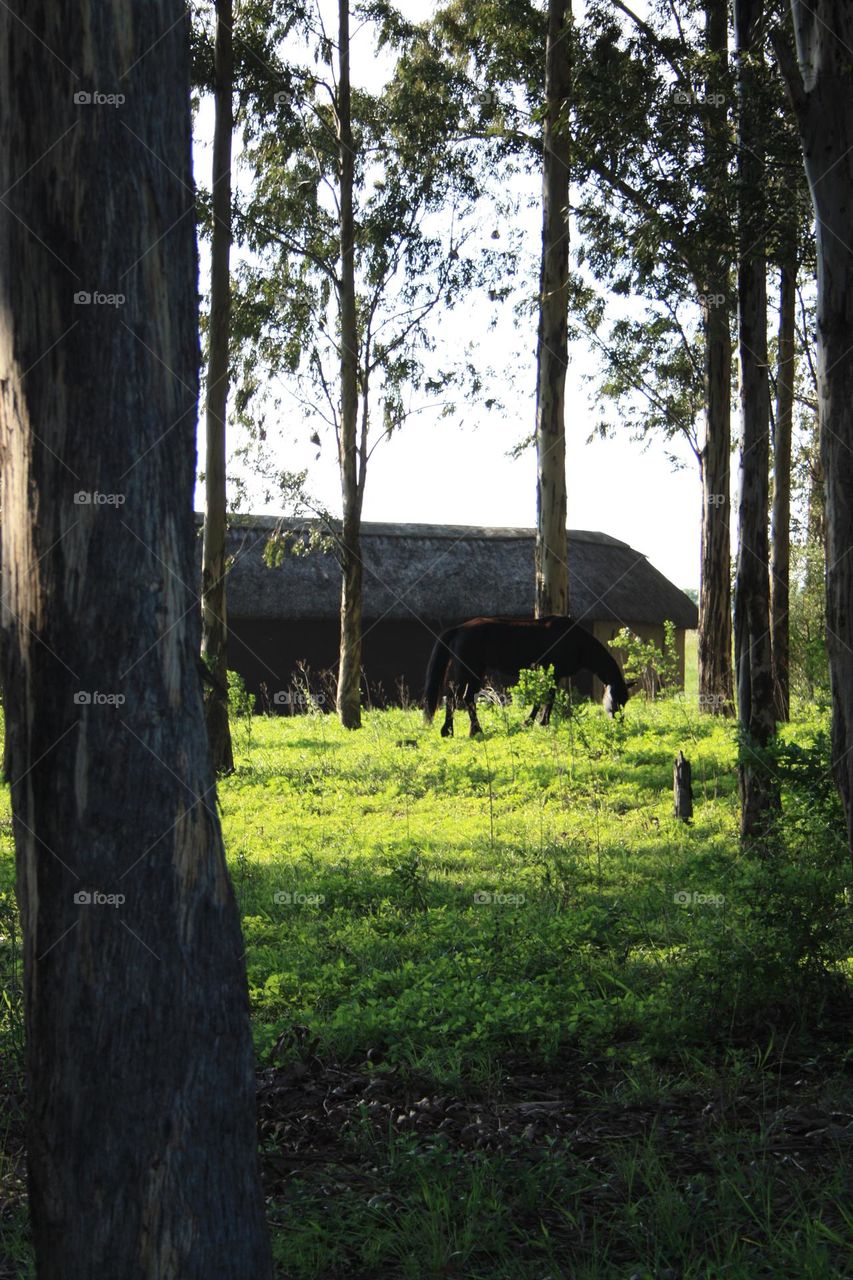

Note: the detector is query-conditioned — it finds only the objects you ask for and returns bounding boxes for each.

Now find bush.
[612,619,680,698]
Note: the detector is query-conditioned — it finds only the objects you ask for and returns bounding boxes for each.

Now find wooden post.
[674,751,693,821]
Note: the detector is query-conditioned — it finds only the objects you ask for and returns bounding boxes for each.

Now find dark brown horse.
[423,615,631,737]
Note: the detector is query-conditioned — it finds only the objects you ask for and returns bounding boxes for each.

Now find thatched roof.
[199,515,698,630]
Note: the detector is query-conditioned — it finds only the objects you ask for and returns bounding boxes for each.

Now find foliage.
[1,682,851,1278]
[612,619,680,698]
[789,539,830,706]
[228,669,257,751]
[506,662,570,720]
[227,0,513,485]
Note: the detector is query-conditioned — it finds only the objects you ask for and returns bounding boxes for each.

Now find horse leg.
[465,680,484,736]
[539,687,556,726]
[441,686,455,737]
[526,703,540,725]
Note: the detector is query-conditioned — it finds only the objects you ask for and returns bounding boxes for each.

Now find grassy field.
[2,658,852,1277]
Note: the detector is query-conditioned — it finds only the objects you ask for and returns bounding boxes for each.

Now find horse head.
[602,675,635,717]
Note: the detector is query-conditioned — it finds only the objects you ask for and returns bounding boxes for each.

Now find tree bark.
[673,752,694,821]
[534,0,571,618]
[771,250,797,722]
[733,0,779,841]
[201,0,236,775]
[773,0,853,863]
[336,0,363,728]
[699,297,734,714]
[0,4,273,1275]
[697,0,735,715]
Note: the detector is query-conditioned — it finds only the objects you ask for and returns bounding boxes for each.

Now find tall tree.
[336,0,364,728]
[697,0,735,717]
[771,242,797,721]
[0,3,273,1274]
[733,0,779,838]
[773,2,853,862]
[574,0,737,713]
[201,0,236,770]
[231,3,504,727]
[534,0,571,618]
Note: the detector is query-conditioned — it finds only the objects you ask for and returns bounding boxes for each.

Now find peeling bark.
[0,3,272,1274]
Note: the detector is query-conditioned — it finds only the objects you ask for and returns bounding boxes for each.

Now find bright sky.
[194,0,702,592]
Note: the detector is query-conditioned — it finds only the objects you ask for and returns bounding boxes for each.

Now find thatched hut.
[198,515,697,709]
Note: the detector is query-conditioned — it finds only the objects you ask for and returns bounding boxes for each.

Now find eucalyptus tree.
[202,0,236,774]
[574,0,738,713]
[231,2,506,727]
[192,0,299,764]
[773,1,853,863]
[733,0,779,839]
[0,0,272,1272]
[534,0,572,617]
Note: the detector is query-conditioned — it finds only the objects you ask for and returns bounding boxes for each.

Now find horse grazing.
[423,615,631,737]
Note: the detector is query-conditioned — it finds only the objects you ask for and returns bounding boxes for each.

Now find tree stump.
[674,751,693,821]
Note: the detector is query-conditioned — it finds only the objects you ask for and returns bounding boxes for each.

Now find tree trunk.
[733,0,779,841]
[336,0,363,728]
[673,752,694,821]
[201,0,235,775]
[771,250,797,722]
[698,0,734,715]
[534,0,571,618]
[773,0,853,862]
[699,297,734,714]
[0,4,273,1275]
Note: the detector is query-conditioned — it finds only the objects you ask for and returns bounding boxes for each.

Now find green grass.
[2,658,852,1277]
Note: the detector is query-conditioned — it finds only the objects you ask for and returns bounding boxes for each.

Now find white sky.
[194,0,703,592]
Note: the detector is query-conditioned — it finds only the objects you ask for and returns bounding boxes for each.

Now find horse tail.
[423,628,458,723]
